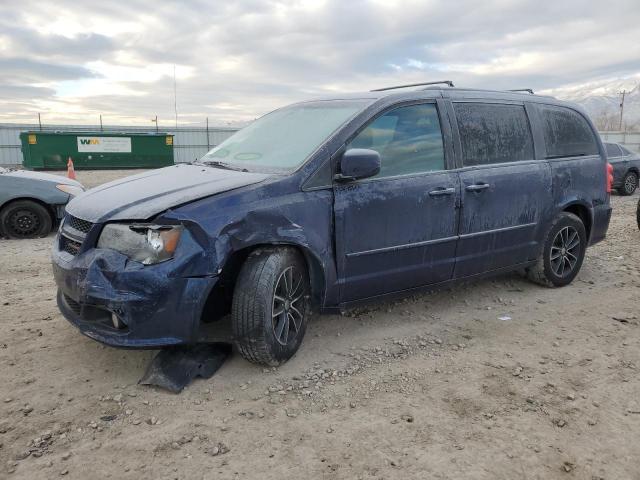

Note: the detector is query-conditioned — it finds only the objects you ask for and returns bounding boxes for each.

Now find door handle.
[428,187,455,196]
[465,183,490,192]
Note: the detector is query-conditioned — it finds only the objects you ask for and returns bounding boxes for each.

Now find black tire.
[0,200,53,239]
[526,212,587,287]
[620,171,638,196]
[232,247,310,366]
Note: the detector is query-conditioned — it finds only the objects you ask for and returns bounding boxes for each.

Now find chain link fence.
[2,123,638,168]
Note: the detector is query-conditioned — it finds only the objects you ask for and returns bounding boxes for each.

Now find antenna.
[371,80,454,92]
[173,65,178,128]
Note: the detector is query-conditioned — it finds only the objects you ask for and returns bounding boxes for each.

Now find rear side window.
[605,143,622,158]
[348,103,445,178]
[620,145,634,156]
[454,103,534,166]
[539,105,599,158]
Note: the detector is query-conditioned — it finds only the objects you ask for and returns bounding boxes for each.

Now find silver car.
[0,168,84,238]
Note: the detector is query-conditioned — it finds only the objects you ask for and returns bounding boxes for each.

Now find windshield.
[198,100,367,172]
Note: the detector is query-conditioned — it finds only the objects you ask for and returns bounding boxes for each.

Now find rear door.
[334,101,460,302]
[619,145,640,183]
[449,101,552,278]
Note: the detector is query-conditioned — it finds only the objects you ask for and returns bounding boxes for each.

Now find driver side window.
[348,103,445,179]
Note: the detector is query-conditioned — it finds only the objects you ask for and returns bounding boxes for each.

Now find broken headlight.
[97,224,183,265]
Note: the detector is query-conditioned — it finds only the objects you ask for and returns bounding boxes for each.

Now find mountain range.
[541,75,640,131]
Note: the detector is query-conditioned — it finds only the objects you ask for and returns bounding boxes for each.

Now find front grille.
[66,215,93,234]
[59,214,93,256]
[63,294,82,316]
[61,236,82,256]
[62,294,128,332]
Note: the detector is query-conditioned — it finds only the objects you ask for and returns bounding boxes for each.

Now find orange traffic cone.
[67,157,76,180]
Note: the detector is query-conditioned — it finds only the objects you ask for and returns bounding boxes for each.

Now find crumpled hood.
[65,164,271,222]
[4,169,84,188]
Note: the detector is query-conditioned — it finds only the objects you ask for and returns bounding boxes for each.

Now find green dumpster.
[19,131,174,170]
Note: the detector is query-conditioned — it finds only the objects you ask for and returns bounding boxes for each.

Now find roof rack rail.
[371,80,454,92]
[509,88,534,94]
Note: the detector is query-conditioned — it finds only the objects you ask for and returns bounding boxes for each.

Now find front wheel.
[232,248,310,366]
[0,200,53,239]
[620,171,638,196]
[526,212,587,287]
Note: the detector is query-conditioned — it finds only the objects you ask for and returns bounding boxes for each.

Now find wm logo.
[79,139,100,145]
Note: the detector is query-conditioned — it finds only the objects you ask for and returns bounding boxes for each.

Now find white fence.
[598,131,640,153]
[0,123,239,167]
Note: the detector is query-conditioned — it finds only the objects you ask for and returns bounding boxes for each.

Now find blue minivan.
[52,83,612,365]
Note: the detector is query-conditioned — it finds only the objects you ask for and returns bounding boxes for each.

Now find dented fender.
[158,182,338,307]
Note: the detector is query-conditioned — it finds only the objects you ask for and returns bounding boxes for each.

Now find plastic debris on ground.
[139,343,232,393]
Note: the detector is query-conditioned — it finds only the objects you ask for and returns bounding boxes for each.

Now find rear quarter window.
[619,145,634,156]
[605,143,622,158]
[454,103,534,166]
[539,105,599,158]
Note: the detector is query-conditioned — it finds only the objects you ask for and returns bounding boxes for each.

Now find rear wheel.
[232,247,310,366]
[526,212,586,287]
[0,200,52,239]
[620,171,638,196]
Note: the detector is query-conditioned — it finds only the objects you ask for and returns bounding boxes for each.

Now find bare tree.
[623,118,640,132]
[593,108,619,131]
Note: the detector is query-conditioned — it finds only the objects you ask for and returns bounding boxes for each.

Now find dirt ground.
[1,169,639,480]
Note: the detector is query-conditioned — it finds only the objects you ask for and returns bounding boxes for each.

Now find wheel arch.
[200,241,327,324]
[561,201,592,241]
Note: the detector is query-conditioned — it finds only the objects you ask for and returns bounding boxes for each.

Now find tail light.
[606,163,614,193]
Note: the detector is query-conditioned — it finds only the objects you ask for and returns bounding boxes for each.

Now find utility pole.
[206,117,210,150]
[38,113,42,131]
[151,115,158,133]
[99,114,103,131]
[618,89,627,131]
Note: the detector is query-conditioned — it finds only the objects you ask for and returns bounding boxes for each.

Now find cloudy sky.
[0,0,639,126]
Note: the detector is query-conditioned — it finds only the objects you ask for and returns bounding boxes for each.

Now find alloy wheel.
[272,266,305,346]
[624,173,637,194]
[550,226,581,278]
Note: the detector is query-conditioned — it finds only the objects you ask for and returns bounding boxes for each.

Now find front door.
[334,102,460,303]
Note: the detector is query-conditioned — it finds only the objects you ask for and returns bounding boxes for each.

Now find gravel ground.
[1,170,639,480]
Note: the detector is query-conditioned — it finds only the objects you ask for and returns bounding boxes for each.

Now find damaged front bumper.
[52,244,217,348]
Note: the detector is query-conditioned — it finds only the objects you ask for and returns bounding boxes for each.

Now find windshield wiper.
[199,160,248,172]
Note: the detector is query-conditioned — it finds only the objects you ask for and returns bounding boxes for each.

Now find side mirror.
[334,148,381,182]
